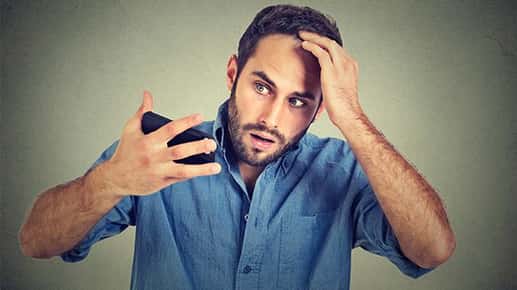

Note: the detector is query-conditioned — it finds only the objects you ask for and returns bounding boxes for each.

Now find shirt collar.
[212,98,305,175]
[212,99,229,150]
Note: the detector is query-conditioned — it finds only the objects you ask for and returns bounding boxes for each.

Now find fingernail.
[212,164,221,173]
[209,140,217,151]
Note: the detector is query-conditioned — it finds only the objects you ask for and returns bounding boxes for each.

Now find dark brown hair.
[236,4,343,74]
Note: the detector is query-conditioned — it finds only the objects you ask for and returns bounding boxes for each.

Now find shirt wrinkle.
[60,99,434,289]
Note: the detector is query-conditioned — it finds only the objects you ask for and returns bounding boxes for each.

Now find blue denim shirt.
[61,100,432,289]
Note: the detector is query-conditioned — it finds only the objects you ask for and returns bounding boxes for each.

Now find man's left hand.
[299,31,363,128]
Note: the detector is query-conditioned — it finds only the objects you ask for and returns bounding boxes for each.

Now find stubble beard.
[227,88,305,167]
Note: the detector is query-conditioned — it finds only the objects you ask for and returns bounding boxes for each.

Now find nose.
[259,98,283,128]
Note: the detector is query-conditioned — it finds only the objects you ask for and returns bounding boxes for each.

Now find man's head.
[226,5,342,167]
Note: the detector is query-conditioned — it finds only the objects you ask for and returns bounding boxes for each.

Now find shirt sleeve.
[60,139,136,263]
[351,182,435,278]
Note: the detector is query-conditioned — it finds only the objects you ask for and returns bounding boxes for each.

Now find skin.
[225,34,324,194]
[297,30,456,268]
[18,93,221,258]
[20,30,455,270]
[227,32,455,269]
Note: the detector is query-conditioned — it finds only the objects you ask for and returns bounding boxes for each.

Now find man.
[19,4,455,290]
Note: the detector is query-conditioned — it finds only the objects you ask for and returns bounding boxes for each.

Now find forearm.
[18,161,124,259]
[336,112,455,269]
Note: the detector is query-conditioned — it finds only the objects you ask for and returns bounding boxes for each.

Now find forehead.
[242,34,321,94]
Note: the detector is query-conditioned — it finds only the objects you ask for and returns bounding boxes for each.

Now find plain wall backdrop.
[2,0,516,289]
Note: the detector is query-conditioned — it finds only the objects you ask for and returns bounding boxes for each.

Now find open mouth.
[250,133,274,143]
[249,132,276,151]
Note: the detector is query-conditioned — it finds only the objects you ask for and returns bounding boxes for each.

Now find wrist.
[85,161,127,203]
[333,108,367,134]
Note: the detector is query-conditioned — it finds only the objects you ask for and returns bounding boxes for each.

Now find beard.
[227,84,307,167]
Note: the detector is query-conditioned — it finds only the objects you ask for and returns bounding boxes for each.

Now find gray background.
[2,0,516,289]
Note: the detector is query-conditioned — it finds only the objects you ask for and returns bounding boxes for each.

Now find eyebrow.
[251,70,317,101]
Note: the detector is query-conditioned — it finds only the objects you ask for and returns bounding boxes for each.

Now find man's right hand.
[104,91,221,197]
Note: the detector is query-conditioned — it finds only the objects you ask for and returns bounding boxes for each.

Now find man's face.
[226,33,322,167]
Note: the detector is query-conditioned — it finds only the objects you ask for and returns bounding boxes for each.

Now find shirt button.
[244,213,249,222]
[243,265,252,273]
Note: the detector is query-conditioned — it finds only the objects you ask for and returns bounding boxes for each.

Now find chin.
[242,144,283,167]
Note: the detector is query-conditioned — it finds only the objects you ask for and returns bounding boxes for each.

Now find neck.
[238,161,265,197]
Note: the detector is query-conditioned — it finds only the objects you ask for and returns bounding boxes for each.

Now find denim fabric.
[61,100,433,289]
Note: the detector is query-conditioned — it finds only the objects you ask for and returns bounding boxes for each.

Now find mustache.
[242,123,286,144]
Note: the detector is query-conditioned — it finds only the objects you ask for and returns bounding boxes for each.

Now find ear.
[226,54,238,92]
[312,97,326,122]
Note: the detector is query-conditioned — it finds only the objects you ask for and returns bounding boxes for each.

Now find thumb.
[135,90,154,119]
[127,91,153,134]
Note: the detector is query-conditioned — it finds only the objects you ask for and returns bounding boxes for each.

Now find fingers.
[133,91,153,121]
[299,31,359,78]
[160,138,217,162]
[149,113,204,144]
[125,91,154,134]
[301,40,333,71]
[160,162,222,181]
[298,30,346,62]
[139,91,154,115]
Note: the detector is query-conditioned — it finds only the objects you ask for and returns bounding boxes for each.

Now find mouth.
[250,132,275,143]
[249,132,275,150]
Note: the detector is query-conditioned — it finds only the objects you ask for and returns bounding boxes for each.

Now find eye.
[255,82,270,95]
[288,97,306,108]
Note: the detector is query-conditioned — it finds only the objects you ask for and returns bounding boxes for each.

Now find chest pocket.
[273,161,352,288]
[277,210,337,289]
